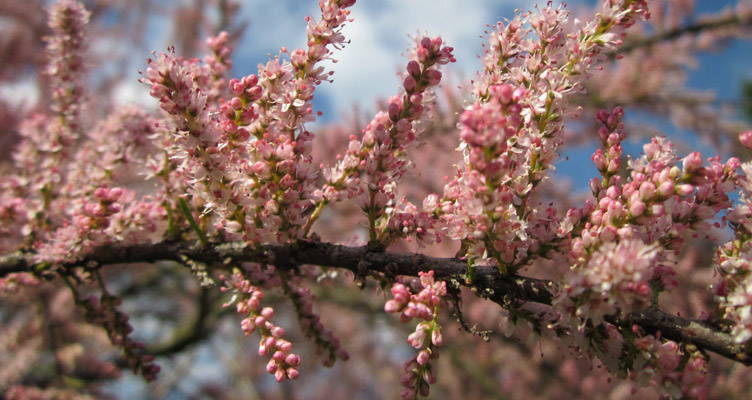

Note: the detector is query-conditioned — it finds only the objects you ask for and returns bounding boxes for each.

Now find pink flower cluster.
[35,187,128,264]
[385,271,446,399]
[0,185,27,253]
[416,1,652,275]
[144,50,234,221]
[220,271,301,381]
[566,239,659,325]
[321,36,455,241]
[66,107,157,192]
[10,0,91,244]
[715,161,752,343]
[440,84,530,269]
[0,273,40,294]
[558,107,739,327]
[46,0,89,129]
[384,196,442,245]
[144,0,356,244]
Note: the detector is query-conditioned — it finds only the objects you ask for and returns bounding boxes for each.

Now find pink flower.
[740,131,752,149]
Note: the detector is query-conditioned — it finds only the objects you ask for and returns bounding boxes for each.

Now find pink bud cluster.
[204,31,234,102]
[385,271,446,399]
[220,272,301,381]
[221,75,261,143]
[80,294,160,381]
[323,37,455,201]
[76,187,124,230]
[321,36,455,241]
[740,131,752,149]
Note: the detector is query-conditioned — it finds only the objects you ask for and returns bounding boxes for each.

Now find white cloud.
[237,0,318,61]
[112,79,158,108]
[0,78,38,109]
[318,0,530,115]
[231,0,536,117]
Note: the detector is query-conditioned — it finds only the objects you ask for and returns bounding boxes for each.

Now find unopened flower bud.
[740,131,752,149]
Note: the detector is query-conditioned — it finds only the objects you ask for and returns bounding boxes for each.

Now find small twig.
[177,197,208,247]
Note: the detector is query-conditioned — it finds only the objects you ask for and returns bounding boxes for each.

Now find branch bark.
[613,11,752,56]
[1,239,750,366]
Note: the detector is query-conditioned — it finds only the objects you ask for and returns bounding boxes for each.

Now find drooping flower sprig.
[65,270,160,382]
[220,270,302,382]
[385,271,446,399]
[281,272,349,367]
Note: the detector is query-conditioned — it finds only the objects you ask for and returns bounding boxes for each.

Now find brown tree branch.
[1,239,750,366]
[613,10,752,57]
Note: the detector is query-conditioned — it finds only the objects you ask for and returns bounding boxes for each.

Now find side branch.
[615,11,752,56]
[1,240,749,365]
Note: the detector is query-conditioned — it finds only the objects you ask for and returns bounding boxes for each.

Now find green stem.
[178,198,209,247]
[302,200,328,237]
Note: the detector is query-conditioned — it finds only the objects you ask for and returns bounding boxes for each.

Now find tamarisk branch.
[1,239,749,366]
